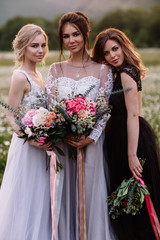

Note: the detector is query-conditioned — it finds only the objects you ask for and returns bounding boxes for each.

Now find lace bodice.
[46,61,113,142]
[120,64,142,91]
[110,64,142,116]
[14,69,47,109]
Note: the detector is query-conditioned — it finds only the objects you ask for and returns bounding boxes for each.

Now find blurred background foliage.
[0,5,160,51]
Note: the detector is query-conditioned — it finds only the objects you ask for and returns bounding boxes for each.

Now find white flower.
[25,127,33,137]
[32,107,49,127]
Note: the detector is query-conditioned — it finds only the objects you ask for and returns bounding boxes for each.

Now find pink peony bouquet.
[62,95,97,136]
[49,85,132,140]
[0,100,67,158]
[18,106,67,154]
[50,85,111,139]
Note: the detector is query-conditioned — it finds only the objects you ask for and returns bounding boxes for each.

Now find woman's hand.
[27,139,53,151]
[128,154,143,181]
[64,135,93,148]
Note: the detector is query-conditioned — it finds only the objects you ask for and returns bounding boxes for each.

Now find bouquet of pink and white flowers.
[0,101,67,157]
[19,107,67,150]
[50,85,111,139]
[56,95,97,136]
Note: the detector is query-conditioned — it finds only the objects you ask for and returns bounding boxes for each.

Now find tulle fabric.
[104,64,160,240]
[0,134,52,240]
[46,62,115,239]
[0,69,52,240]
[104,114,160,240]
[55,133,116,240]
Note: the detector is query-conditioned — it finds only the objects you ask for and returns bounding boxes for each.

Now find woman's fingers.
[132,167,142,180]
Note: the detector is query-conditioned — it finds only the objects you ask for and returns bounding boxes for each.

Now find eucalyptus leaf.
[140,191,145,203]
[54,145,65,156]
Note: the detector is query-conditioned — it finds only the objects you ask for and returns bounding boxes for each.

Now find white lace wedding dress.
[0,70,52,240]
[47,61,116,240]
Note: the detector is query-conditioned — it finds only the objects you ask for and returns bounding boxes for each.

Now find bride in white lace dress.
[0,24,52,240]
[47,12,115,240]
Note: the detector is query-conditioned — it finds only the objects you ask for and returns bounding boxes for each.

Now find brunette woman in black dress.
[91,28,160,240]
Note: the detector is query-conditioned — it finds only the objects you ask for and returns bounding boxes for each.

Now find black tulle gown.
[104,64,160,240]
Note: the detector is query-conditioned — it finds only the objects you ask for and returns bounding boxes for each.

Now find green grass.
[0,59,14,66]
[0,48,160,66]
[0,109,13,184]
[0,50,160,185]
[138,49,160,66]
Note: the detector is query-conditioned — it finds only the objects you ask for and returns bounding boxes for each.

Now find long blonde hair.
[92,28,147,79]
[12,24,48,66]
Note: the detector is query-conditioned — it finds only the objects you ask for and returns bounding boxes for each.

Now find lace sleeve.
[46,63,58,105]
[88,65,113,143]
[121,64,142,91]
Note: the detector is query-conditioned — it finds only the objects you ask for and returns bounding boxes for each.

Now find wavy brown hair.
[91,28,147,78]
[58,11,91,60]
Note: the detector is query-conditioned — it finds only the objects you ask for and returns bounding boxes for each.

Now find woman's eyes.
[31,44,37,48]
[31,44,46,48]
[113,46,118,51]
[104,51,109,56]
[63,35,69,39]
[73,33,80,37]
[63,32,80,38]
[104,47,119,56]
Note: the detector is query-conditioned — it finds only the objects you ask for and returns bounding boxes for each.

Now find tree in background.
[0,6,160,50]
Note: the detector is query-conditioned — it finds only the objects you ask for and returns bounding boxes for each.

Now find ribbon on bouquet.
[139,178,160,240]
[77,148,87,240]
[47,150,57,240]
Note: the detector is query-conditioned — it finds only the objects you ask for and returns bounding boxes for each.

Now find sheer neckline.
[66,60,94,68]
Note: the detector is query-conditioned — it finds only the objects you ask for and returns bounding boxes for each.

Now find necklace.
[68,55,91,79]
[75,71,80,78]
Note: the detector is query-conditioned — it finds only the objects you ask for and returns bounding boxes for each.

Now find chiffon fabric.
[0,70,52,240]
[47,61,116,240]
[104,64,160,240]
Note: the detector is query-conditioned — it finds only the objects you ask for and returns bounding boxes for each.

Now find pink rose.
[65,97,88,115]
[39,137,46,145]
[48,112,56,120]
[22,109,37,127]
[45,118,53,127]
[22,115,33,127]
[27,109,37,118]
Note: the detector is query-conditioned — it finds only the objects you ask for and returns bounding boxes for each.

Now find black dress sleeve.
[121,64,142,91]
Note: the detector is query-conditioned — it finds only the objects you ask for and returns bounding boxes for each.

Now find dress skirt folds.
[0,69,52,240]
[104,64,160,240]
[0,134,52,240]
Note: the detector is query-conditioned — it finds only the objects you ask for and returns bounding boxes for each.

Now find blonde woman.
[0,24,52,240]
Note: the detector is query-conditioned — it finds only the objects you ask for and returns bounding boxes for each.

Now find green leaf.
[55,105,72,123]
[140,190,145,203]
[54,145,65,156]
[83,85,96,97]
[140,186,150,195]
[71,124,77,132]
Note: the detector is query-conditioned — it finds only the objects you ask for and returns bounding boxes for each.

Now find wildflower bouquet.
[0,101,67,161]
[50,85,111,139]
[19,107,67,152]
[107,159,150,219]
